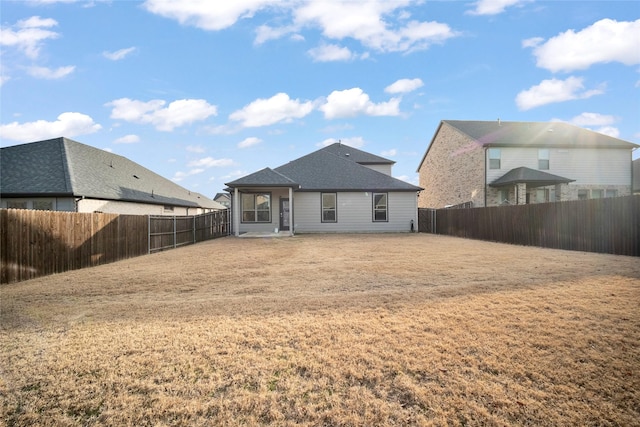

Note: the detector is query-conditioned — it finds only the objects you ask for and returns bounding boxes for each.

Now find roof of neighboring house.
[1,137,225,209]
[490,167,575,188]
[226,143,421,192]
[418,120,639,171]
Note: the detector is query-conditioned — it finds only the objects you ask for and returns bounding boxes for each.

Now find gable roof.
[418,120,639,171]
[1,137,224,209]
[490,167,574,188]
[226,143,421,192]
[318,142,395,165]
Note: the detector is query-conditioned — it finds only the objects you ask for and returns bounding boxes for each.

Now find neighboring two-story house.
[417,120,639,208]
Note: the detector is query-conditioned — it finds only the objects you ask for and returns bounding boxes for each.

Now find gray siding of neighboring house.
[486,147,632,185]
[418,122,486,208]
[362,164,392,175]
[293,191,417,233]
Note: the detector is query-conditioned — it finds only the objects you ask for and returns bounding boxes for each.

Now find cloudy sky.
[1,0,639,198]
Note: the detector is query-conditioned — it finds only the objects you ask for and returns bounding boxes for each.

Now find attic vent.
[133,175,139,179]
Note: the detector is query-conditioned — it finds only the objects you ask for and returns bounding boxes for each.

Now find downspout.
[234,187,240,237]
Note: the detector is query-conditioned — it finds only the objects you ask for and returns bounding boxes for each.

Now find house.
[213,192,231,208]
[417,120,639,208]
[224,143,422,235]
[0,137,226,215]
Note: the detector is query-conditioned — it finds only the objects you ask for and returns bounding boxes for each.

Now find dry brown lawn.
[1,234,639,426]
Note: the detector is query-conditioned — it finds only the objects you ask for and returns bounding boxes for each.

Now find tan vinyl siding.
[294,191,417,233]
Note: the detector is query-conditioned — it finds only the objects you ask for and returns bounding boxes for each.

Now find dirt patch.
[2,234,639,425]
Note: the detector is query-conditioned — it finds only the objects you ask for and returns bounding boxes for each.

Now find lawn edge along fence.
[1,209,230,284]
[419,195,639,256]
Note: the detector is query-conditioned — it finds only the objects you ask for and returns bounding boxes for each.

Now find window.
[242,193,271,222]
[488,148,501,169]
[163,205,174,213]
[7,200,27,209]
[499,189,510,205]
[591,189,603,199]
[538,149,549,170]
[373,193,388,222]
[321,193,337,222]
[535,188,549,203]
[606,189,617,198]
[578,189,588,200]
[33,200,53,210]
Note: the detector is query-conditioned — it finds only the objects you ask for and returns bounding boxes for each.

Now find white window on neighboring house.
[499,189,510,205]
[578,190,588,200]
[372,193,388,222]
[591,189,604,199]
[164,205,174,213]
[538,149,549,170]
[6,200,27,209]
[535,188,549,203]
[33,200,53,210]
[321,193,337,222]
[606,189,617,198]
[488,148,501,169]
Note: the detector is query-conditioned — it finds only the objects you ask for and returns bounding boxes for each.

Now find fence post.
[193,215,196,244]
[173,216,177,248]
[147,215,151,254]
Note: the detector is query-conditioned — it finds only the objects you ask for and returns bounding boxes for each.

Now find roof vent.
[133,174,139,179]
[345,153,350,157]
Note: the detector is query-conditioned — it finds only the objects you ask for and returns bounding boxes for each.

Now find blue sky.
[1,0,639,198]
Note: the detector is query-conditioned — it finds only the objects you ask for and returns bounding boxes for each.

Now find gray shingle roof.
[225,167,299,188]
[1,137,224,209]
[225,143,421,192]
[490,167,574,188]
[318,142,395,165]
[444,120,638,149]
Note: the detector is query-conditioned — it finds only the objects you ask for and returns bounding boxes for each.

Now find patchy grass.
[1,234,639,426]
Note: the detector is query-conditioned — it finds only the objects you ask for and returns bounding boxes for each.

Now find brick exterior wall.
[417,122,486,208]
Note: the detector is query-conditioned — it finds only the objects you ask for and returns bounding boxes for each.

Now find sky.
[1,0,639,199]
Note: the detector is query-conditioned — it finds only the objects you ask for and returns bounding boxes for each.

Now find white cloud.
[187,157,234,168]
[381,148,397,157]
[566,112,617,127]
[229,92,315,127]
[172,168,204,182]
[515,76,604,110]
[143,1,459,54]
[320,88,400,119]
[114,134,140,144]
[526,19,640,72]
[106,98,218,131]
[238,137,262,148]
[0,16,59,58]
[385,78,423,94]
[186,145,205,153]
[319,136,365,148]
[103,46,136,61]
[466,0,526,16]
[294,1,458,53]
[27,65,75,79]
[0,112,101,142]
[308,43,353,62]
[143,0,279,31]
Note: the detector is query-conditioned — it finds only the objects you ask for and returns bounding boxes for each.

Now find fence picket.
[419,195,639,256]
[1,209,229,284]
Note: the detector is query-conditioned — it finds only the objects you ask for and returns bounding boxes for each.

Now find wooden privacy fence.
[419,195,639,256]
[1,209,230,284]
